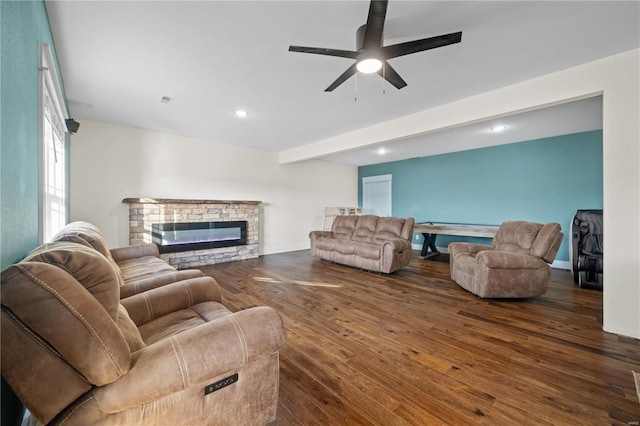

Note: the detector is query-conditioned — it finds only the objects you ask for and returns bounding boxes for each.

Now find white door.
[363,174,392,217]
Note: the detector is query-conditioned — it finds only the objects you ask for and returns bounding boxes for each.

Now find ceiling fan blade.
[378,61,407,89]
[382,31,462,59]
[289,46,358,59]
[362,0,388,50]
[325,63,358,92]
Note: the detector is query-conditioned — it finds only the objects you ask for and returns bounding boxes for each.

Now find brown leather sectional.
[1,222,285,425]
[309,215,415,273]
[52,221,204,298]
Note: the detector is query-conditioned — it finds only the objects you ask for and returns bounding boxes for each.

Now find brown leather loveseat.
[309,215,415,273]
[1,239,285,424]
[52,221,204,298]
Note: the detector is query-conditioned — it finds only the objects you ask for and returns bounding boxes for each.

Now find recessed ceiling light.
[235,109,248,118]
[490,125,507,132]
[376,147,387,155]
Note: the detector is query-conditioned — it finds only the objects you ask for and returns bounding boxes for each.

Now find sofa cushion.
[52,221,112,259]
[117,256,179,283]
[23,241,122,319]
[314,236,336,252]
[492,221,542,255]
[333,238,356,255]
[52,221,126,286]
[332,215,358,240]
[351,215,378,242]
[354,242,382,259]
[138,301,232,345]
[117,305,146,352]
[373,217,405,244]
[530,222,563,262]
[1,262,131,385]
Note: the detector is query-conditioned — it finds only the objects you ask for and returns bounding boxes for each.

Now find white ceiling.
[45,1,639,166]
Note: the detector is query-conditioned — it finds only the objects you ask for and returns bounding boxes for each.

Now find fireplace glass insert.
[152,221,247,254]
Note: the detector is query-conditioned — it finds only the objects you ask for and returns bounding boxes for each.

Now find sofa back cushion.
[52,221,111,258]
[492,221,563,263]
[351,215,379,243]
[331,215,358,240]
[52,221,125,286]
[1,259,131,423]
[24,242,122,319]
[400,217,416,240]
[530,222,563,263]
[492,221,542,255]
[372,217,405,244]
[5,244,131,381]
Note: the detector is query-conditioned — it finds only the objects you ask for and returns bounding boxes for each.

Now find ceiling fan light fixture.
[288,0,462,91]
[356,57,383,74]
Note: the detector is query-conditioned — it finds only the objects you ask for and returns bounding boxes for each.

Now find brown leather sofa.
[309,215,415,273]
[1,240,285,425]
[449,221,563,298]
[52,221,204,298]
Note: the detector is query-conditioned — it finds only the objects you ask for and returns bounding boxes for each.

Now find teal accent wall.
[1,0,69,268]
[358,130,603,262]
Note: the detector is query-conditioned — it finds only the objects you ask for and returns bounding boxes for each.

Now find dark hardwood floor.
[199,250,640,425]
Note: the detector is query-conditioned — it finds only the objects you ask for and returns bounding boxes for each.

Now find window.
[39,43,68,242]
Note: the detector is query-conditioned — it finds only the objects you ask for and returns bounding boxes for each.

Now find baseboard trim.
[411,244,449,252]
[411,244,449,253]
[551,260,571,270]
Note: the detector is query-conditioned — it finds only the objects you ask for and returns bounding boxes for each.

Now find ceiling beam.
[278,57,610,165]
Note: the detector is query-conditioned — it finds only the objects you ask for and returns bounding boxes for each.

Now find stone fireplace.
[123,198,260,269]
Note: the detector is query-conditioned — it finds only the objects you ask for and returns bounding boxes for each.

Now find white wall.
[70,119,357,255]
[281,49,640,339]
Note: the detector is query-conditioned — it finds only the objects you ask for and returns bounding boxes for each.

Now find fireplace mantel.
[123,198,260,268]
[122,198,260,205]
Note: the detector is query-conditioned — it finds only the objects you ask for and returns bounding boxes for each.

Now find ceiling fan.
[289,0,462,92]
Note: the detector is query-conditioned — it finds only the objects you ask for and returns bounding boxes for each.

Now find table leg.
[420,233,440,258]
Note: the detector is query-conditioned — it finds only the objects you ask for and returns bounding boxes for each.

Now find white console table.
[414,222,500,258]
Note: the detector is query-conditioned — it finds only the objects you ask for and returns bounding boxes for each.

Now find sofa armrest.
[119,269,204,299]
[110,244,159,262]
[309,230,333,256]
[120,277,222,326]
[92,306,285,413]
[476,250,547,270]
[381,238,411,253]
[309,230,332,240]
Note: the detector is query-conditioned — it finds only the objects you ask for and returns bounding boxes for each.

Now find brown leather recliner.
[449,221,563,298]
[1,241,285,425]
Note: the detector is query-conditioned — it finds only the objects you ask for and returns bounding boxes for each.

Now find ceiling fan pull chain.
[355,73,358,102]
[382,62,386,95]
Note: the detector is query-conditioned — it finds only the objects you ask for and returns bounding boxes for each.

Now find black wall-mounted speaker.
[65,118,80,135]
